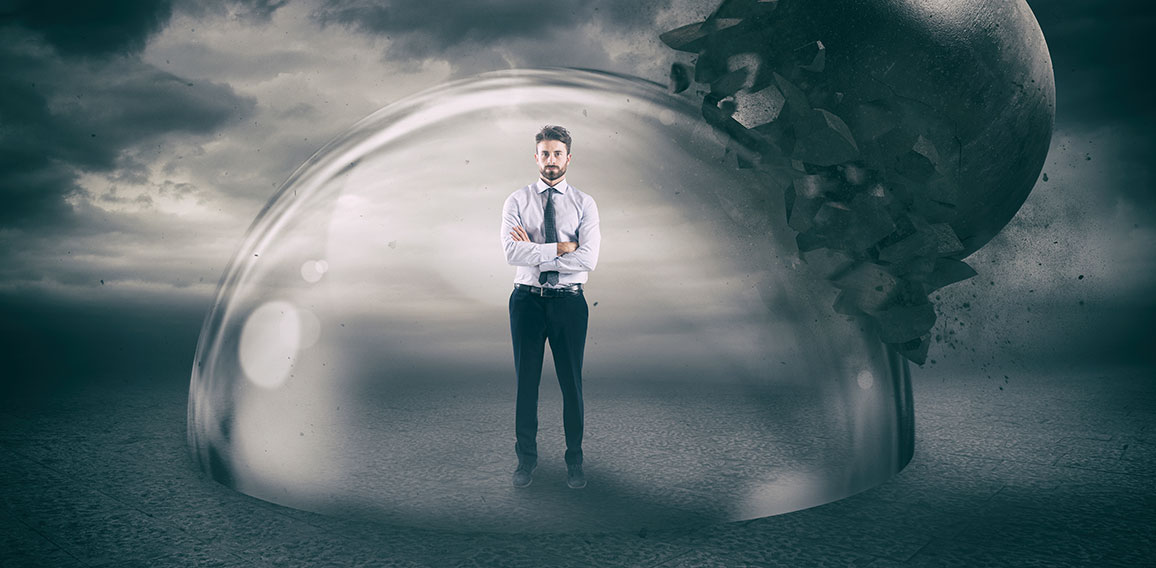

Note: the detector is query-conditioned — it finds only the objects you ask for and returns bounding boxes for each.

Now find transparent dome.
[188,68,912,532]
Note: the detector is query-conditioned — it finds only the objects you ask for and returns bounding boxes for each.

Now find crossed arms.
[500,194,600,274]
[509,225,577,255]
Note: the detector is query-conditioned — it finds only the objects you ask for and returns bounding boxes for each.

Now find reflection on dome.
[188,68,913,532]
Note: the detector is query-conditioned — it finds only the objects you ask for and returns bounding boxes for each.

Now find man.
[500,125,601,489]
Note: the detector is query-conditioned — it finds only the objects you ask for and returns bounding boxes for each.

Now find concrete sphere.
[685,0,1056,255]
[794,0,1054,253]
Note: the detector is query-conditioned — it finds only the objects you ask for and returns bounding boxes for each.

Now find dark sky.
[1,0,1153,389]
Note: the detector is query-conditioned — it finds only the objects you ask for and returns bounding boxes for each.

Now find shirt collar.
[535,178,569,194]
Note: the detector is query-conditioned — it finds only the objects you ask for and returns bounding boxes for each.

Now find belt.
[515,283,583,297]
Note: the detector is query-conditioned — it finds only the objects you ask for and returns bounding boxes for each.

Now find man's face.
[535,139,570,183]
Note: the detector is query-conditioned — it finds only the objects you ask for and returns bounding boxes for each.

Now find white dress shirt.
[501,178,601,288]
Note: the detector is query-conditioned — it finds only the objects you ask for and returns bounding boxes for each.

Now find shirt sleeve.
[501,193,557,267]
[539,195,600,273]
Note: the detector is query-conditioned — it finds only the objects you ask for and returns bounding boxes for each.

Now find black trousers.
[509,286,587,467]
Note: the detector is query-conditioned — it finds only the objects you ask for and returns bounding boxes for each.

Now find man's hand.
[511,226,577,255]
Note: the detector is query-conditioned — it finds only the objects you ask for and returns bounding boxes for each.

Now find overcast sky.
[1,0,1154,381]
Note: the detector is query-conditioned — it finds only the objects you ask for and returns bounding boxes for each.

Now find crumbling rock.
[793,40,826,72]
[660,0,986,364]
[792,109,859,166]
[731,84,785,128]
[670,63,692,93]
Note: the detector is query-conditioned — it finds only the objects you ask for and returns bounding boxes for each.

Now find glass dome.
[188,68,912,532]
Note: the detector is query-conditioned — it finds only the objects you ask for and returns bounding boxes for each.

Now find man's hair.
[535,125,572,154]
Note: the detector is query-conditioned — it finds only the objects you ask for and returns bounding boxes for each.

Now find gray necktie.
[539,188,559,286]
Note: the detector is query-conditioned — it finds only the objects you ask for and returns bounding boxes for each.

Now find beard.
[540,164,566,181]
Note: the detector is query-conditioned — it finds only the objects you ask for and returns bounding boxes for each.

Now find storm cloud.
[2,0,174,56]
[313,0,669,58]
[311,0,692,75]
[1029,0,1156,216]
[1031,0,1156,124]
[0,1,256,228]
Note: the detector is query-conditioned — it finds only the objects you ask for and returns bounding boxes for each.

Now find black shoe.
[512,463,535,488]
[566,463,586,489]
